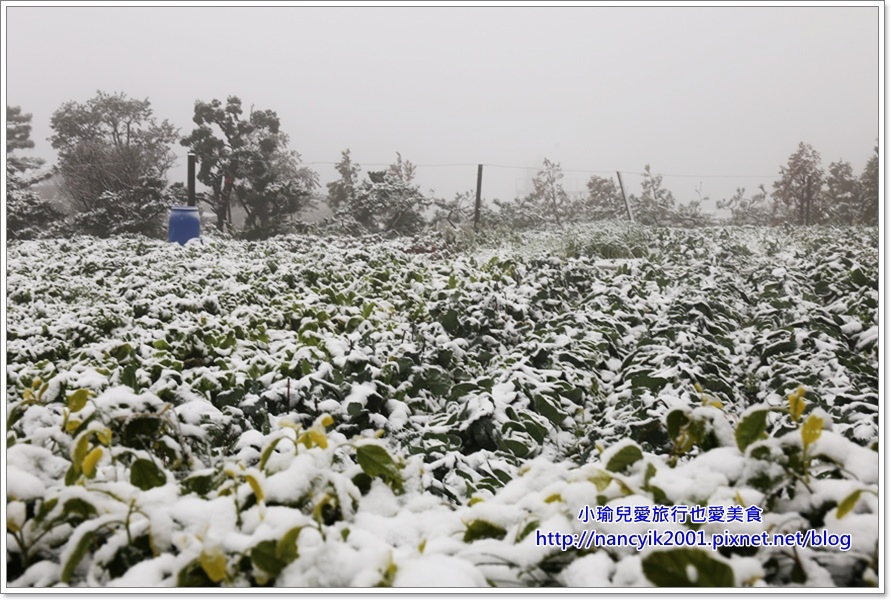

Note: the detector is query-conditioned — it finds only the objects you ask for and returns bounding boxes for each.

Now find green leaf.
[760,337,796,362]
[666,409,689,440]
[355,444,403,493]
[63,497,97,519]
[275,526,302,564]
[450,382,478,401]
[215,388,245,409]
[64,464,79,486]
[606,443,643,474]
[642,548,734,587]
[34,498,59,524]
[111,343,133,362]
[499,438,531,458]
[643,462,658,488]
[61,530,95,584]
[836,489,862,519]
[463,519,507,543]
[258,436,286,472]
[130,458,167,490]
[251,540,286,577]
[122,416,164,449]
[736,409,769,452]
[120,364,139,390]
[67,389,90,413]
[516,519,540,542]
[522,419,547,444]
[182,473,216,497]
[532,394,567,427]
[439,308,460,336]
[629,373,669,392]
[850,267,871,288]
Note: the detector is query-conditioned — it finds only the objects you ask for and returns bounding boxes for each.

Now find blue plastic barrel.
[168,206,200,245]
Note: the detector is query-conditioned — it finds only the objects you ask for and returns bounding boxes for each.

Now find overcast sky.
[4,3,882,209]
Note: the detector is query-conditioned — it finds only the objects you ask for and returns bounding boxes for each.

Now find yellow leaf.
[801,414,824,449]
[71,434,91,473]
[702,394,723,409]
[319,414,334,428]
[7,501,25,533]
[82,447,103,478]
[67,389,90,413]
[312,493,334,522]
[199,550,228,583]
[96,428,112,446]
[544,494,562,504]
[590,470,612,492]
[65,419,82,434]
[308,429,328,449]
[836,489,862,519]
[788,391,806,422]
[245,474,265,503]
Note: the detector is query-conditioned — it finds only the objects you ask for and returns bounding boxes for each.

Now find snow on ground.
[4,224,879,588]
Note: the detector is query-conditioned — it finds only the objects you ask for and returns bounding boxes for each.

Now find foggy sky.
[4,4,881,209]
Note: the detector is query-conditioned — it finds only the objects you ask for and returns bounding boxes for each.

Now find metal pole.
[187,153,196,207]
[474,164,483,232]
[617,171,633,222]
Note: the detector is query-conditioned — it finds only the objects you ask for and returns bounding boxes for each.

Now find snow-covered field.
[4,223,880,588]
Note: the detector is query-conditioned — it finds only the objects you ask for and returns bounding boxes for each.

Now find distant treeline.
[6,92,879,240]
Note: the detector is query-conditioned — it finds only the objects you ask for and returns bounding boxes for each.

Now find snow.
[6,465,46,500]
[4,225,879,589]
[393,555,487,587]
[558,552,616,586]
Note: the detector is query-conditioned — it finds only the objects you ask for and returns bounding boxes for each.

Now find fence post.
[187,153,196,207]
[474,164,483,232]
[617,171,634,222]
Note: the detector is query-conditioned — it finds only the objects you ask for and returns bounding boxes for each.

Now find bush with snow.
[5,224,879,588]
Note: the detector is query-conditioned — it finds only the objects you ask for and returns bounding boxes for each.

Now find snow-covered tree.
[530,158,571,226]
[717,185,773,226]
[772,142,824,226]
[49,92,178,237]
[823,160,861,225]
[235,142,318,238]
[326,149,361,214]
[182,96,317,237]
[859,143,878,225]
[433,190,476,229]
[68,177,178,238]
[495,159,572,229]
[333,153,429,235]
[631,165,677,226]
[7,106,62,240]
[580,174,625,221]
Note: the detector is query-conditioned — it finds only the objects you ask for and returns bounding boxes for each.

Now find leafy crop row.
[5,224,879,587]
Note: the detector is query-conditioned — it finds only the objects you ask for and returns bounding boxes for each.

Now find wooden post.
[617,171,633,222]
[473,164,483,232]
[187,153,196,207]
